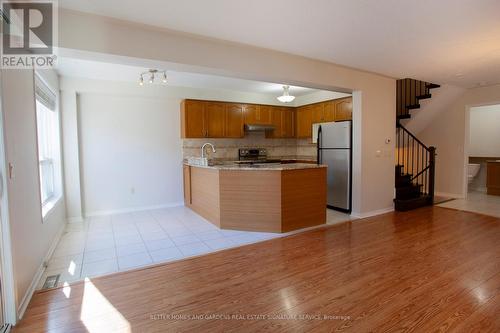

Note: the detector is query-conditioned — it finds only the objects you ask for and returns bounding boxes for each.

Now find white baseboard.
[17,222,65,320]
[435,192,463,199]
[350,207,394,219]
[85,202,184,218]
[67,216,84,223]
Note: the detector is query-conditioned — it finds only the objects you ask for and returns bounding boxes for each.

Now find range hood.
[244,124,276,132]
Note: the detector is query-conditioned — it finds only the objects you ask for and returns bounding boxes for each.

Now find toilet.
[468,163,480,184]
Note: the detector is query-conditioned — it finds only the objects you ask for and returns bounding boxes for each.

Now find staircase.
[395,79,438,211]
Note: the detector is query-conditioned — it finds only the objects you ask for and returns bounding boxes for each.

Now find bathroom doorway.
[466,104,500,195]
[438,103,500,217]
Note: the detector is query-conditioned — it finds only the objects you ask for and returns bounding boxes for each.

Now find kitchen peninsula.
[183,162,327,233]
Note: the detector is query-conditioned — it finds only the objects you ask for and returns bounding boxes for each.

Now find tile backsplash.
[182,132,316,160]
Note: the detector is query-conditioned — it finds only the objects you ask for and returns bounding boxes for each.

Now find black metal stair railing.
[396,122,436,202]
[396,78,437,119]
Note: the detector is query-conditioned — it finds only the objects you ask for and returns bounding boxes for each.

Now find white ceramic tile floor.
[39,206,351,289]
[437,191,500,218]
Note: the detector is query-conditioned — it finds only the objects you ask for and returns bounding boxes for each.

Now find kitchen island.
[183,162,327,233]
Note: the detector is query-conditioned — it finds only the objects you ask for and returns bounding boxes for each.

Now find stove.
[235,148,281,165]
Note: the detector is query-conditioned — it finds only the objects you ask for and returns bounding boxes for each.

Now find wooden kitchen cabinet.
[281,107,295,138]
[296,105,313,138]
[266,107,295,138]
[225,103,244,138]
[323,100,335,122]
[181,96,352,139]
[311,102,325,124]
[244,104,272,125]
[206,102,226,138]
[181,99,243,138]
[334,97,353,121]
[181,100,206,138]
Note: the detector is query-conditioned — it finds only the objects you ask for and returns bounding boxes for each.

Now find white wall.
[61,90,83,221]
[469,104,500,157]
[1,69,66,319]
[418,84,500,197]
[77,92,183,215]
[59,9,396,216]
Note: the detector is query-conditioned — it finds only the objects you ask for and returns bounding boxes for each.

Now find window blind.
[35,74,56,111]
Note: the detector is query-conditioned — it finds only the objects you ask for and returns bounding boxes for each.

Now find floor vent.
[42,274,60,289]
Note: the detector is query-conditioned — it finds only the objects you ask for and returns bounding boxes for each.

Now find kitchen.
[181,92,353,233]
[39,58,355,287]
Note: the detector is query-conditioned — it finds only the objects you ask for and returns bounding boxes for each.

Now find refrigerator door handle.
[317,125,322,164]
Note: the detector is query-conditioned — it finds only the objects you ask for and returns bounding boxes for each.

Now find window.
[35,73,61,213]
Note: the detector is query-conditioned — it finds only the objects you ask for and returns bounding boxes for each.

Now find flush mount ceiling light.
[277,85,295,103]
[139,69,167,86]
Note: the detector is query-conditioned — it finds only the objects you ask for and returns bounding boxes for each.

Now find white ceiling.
[59,0,500,88]
[56,57,318,96]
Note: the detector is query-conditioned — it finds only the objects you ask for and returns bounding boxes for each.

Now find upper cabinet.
[311,103,325,124]
[296,105,313,138]
[244,104,272,125]
[323,100,336,122]
[181,100,206,138]
[205,102,226,138]
[181,99,243,138]
[334,97,353,121]
[225,104,244,138]
[180,96,352,139]
[266,107,295,138]
[295,97,352,139]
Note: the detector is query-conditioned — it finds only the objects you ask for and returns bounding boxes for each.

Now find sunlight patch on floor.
[80,278,131,332]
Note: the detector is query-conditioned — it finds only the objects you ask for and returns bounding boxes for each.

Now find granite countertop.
[185,161,326,171]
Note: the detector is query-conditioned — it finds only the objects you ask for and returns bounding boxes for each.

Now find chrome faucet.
[201,143,216,159]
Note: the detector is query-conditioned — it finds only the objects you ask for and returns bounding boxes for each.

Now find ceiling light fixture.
[277,85,295,103]
[138,69,168,86]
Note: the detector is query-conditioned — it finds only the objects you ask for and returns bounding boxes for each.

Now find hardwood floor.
[13,207,500,332]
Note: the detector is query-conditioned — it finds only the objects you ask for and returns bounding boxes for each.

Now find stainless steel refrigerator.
[315,121,352,212]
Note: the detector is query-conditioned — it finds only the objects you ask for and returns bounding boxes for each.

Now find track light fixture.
[138,69,168,86]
